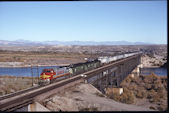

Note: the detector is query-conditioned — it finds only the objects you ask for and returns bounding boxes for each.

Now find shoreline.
[0,64,70,68]
[141,66,167,68]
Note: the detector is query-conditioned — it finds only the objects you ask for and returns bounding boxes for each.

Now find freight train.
[39,52,141,85]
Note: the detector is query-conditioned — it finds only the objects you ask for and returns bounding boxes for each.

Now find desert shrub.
[161,78,167,90]
[125,76,131,83]
[4,88,11,94]
[128,85,137,90]
[120,88,135,104]
[156,88,165,99]
[109,92,121,101]
[139,75,145,81]
[147,89,156,99]
[26,80,32,86]
[149,94,161,103]
[18,85,27,90]
[145,83,152,90]
[158,104,168,111]
[0,91,4,96]
[7,84,15,90]
[131,77,141,86]
[109,88,135,104]
[95,92,105,97]
[157,106,164,111]
[137,86,145,90]
[136,89,147,99]
[130,77,137,83]
[149,106,156,110]
[138,82,145,87]
[80,107,98,111]
[143,73,159,84]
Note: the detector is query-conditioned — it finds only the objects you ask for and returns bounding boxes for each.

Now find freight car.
[98,52,141,64]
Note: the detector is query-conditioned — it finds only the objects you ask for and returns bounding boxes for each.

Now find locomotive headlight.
[81,74,87,78]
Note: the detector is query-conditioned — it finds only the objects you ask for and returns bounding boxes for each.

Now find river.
[0,66,167,77]
[140,67,167,76]
[0,66,60,77]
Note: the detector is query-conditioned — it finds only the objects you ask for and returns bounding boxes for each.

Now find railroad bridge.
[83,53,142,93]
[0,53,142,111]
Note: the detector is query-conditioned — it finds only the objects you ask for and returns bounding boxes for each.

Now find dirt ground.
[0,51,90,67]
[43,83,154,111]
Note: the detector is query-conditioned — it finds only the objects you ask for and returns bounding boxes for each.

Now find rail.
[83,54,141,79]
[0,74,82,111]
[0,86,40,101]
[0,53,141,111]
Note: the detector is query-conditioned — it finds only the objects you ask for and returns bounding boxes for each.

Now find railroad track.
[0,54,141,111]
[83,54,141,79]
[0,77,69,101]
[0,86,40,101]
[0,74,82,111]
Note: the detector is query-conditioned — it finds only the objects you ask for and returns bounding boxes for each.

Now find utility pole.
[31,65,33,86]
[37,65,39,84]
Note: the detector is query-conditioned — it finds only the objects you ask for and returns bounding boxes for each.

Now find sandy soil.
[43,83,154,111]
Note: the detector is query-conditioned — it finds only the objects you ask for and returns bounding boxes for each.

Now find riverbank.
[0,62,70,68]
[141,54,167,67]
[103,53,168,111]
[0,51,89,67]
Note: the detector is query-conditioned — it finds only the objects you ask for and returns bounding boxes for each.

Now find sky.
[0,1,167,44]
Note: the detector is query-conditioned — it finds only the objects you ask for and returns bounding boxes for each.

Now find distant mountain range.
[0,40,153,46]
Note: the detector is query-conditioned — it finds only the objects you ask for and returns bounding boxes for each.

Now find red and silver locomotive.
[39,67,71,85]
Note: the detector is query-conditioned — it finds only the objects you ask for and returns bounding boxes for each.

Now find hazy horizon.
[0,1,167,44]
[0,39,167,45]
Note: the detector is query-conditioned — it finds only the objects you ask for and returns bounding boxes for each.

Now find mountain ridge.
[0,39,157,46]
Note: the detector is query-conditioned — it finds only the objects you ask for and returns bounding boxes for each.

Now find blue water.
[0,66,60,77]
[0,66,167,77]
[140,67,167,76]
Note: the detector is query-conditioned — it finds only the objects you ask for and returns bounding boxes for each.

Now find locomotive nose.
[40,73,50,80]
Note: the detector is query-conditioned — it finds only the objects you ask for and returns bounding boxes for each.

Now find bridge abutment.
[28,102,50,111]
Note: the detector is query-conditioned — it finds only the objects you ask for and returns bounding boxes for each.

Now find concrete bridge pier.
[107,69,113,88]
[99,72,103,92]
[97,73,101,90]
[136,64,143,76]
[28,101,49,111]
